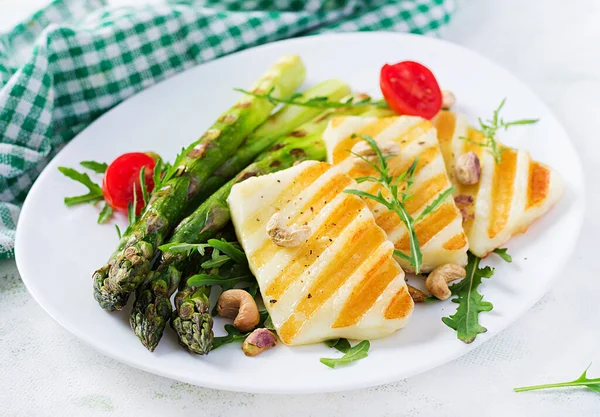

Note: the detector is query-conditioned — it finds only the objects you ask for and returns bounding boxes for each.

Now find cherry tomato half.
[380,61,442,120]
[102,152,156,215]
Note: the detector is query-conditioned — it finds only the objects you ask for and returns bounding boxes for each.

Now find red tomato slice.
[380,61,442,120]
[102,152,156,214]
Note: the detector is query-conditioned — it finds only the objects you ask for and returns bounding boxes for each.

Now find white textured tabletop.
[1,0,599,415]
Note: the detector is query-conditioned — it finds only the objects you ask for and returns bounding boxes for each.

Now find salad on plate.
[58,54,563,367]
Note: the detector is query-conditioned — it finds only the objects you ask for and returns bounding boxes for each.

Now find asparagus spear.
[131,98,389,351]
[209,78,350,185]
[93,55,306,311]
[131,134,326,352]
[172,285,214,354]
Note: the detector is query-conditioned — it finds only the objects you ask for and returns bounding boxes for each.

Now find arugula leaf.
[441,252,494,343]
[212,311,272,350]
[415,187,455,223]
[264,315,276,331]
[258,309,270,327]
[80,160,108,173]
[207,239,247,265]
[212,324,248,350]
[460,99,539,164]
[515,364,600,393]
[58,167,104,206]
[320,340,370,368]
[159,242,212,256]
[139,166,149,207]
[97,203,113,224]
[324,338,351,353]
[493,248,512,263]
[201,254,231,269]
[324,339,340,348]
[152,158,163,190]
[343,135,452,274]
[234,87,388,110]
[186,273,255,290]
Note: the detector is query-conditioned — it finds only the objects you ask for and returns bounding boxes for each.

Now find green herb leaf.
[343,135,450,274]
[264,315,276,331]
[324,339,340,348]
[493,248,512,263]
[123,184,138,237]
[235,87,389,110]
[441,252,494,343]
[186,273,255,290]
[97,203,113,224]
[324,338,351,353]
[212,311,271,349]
[415,186,455,222]
[515,364,600,393]
[64,194,103,206]
[159,242,211,256]
[115,225,122,240]
[201,255,231,269]
[460,99,539,164]
[320,340,370,369]
[212,324,248,350]
[58,167,104,207]
[139,166,149,207]
[207,239,247,265]
[80,160,108,173]
[152,158,163,190]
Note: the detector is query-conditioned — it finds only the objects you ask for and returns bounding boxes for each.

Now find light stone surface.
[2,0,599,415]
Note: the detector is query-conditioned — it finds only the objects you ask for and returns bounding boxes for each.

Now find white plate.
[15,33,584,394]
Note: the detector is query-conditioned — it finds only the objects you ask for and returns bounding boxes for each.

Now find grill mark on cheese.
[488,148,518,239]
[278,222,386,343]
[395,203,456,251]
[250,172,354,269]
[405,173,449,214]
[454,127,485,233]
[346,163,375,179]
[242,162,330,234]
[292,173,354,226]
[374,211,400,235]
[390,119,432,146]
[330,116,346,128]
[527,162,550,208]
[384,286,413,320]
[433,110,456,164]
[443,233,468,250]
[332,256,399,328]
[362,183,383,211]
[373,174,451,236]
[332,118,398,164]
[390,146,439,178]
[463,127,486,155]
[264,196,364,299]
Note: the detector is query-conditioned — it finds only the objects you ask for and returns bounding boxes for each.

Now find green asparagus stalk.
[130,96,386,352]
[209,78,350,184]
[93,55,306,311]
[131,134,326,353]
[171,285,214,354]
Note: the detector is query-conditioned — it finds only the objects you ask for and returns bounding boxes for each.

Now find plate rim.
[15,31,586,394]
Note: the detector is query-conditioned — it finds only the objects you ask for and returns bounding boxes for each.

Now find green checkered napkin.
[0,0,455,259]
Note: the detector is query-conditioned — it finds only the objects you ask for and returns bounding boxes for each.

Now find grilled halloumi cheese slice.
[228,161,414,345]
[432,110,565,257]
[322,115,469,272]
